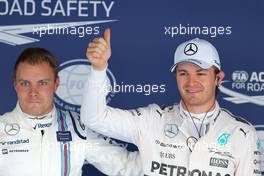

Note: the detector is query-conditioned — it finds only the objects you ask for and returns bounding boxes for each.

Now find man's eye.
[20,81,29,86]
[197,73,207,76]
[178,72,187,76]
[179,72,187,76]
[39,81,48,86]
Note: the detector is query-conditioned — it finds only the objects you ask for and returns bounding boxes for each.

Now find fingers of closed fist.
[87,47,105,56]
[88,42,107,52]
[88,52,100,59]
[92,37,108,48]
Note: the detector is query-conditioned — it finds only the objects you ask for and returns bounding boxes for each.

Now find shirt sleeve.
[84,129,143,176]
[80,67,152,144]
[235,127,261,176]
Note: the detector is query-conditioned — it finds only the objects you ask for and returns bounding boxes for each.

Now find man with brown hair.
[82,29,261,176]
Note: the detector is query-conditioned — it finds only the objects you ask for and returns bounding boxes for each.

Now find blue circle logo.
[54,59,116,112]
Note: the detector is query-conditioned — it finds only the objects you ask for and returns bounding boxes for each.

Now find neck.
[181,100,216,114]
[22,108,54,120]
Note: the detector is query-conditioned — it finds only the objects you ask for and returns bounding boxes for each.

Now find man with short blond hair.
[0,47,142,176]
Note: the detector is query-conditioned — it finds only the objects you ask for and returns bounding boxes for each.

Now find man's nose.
[187,75,197,85]
[29,85,39,96]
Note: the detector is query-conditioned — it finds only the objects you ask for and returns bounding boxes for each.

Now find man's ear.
[54,76,60,91]
[14,80,17,92]
[216,71,225,86]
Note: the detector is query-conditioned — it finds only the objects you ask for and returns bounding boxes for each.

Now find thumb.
[104,28,111,47]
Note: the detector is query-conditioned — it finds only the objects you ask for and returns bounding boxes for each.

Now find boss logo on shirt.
[209,157,229,168]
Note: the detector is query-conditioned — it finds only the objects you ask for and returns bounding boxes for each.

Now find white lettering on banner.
[219,71,264,106]
[229,72,264,92]
[231,83,245,89]
[247,83,264,92]
[232,71,248,82]
[250,72,264,82]
[0,0,114,17]
[41,0,114,17]
[0,0,35,16]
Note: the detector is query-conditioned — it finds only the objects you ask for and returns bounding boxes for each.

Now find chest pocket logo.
[217,133,230,145]
[4,123,20,136]
[164,124,178,138]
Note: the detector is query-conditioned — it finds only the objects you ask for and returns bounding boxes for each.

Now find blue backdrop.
[0,0,264,175]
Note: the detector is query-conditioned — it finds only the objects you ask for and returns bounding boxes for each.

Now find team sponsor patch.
[33,122,52,130]
[209,157,229,168]
[2,149,8,155]
[164,123,178,138]
[0,139,29,146]
[4,123,20,136]
[56,131,72,142]
[217,133,230,145]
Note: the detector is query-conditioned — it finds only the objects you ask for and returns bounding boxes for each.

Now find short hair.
[174,65,221,96]
[14,48,58,79]
[213,66,221,96]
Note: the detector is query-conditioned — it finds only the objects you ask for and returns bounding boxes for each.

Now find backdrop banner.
[0,0,263,175]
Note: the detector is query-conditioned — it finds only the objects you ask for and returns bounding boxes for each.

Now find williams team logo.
[219,70,264,106]
[54,59,116,112]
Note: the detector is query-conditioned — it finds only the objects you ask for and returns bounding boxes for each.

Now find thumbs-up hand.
[86,28,111,70]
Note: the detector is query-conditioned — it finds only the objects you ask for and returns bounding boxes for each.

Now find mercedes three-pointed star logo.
[4,123,20,136]
[164,124,178,138]
[184,43,198,56]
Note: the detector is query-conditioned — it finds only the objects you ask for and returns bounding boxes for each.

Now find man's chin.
[23,106,46,116]
[183,98,202,106]
[26,110,45,117]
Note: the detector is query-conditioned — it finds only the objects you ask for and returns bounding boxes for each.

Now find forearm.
[80,67,138,143]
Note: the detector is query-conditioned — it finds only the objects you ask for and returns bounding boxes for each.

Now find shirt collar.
[15,102,57,130]
[179,100,221,125]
